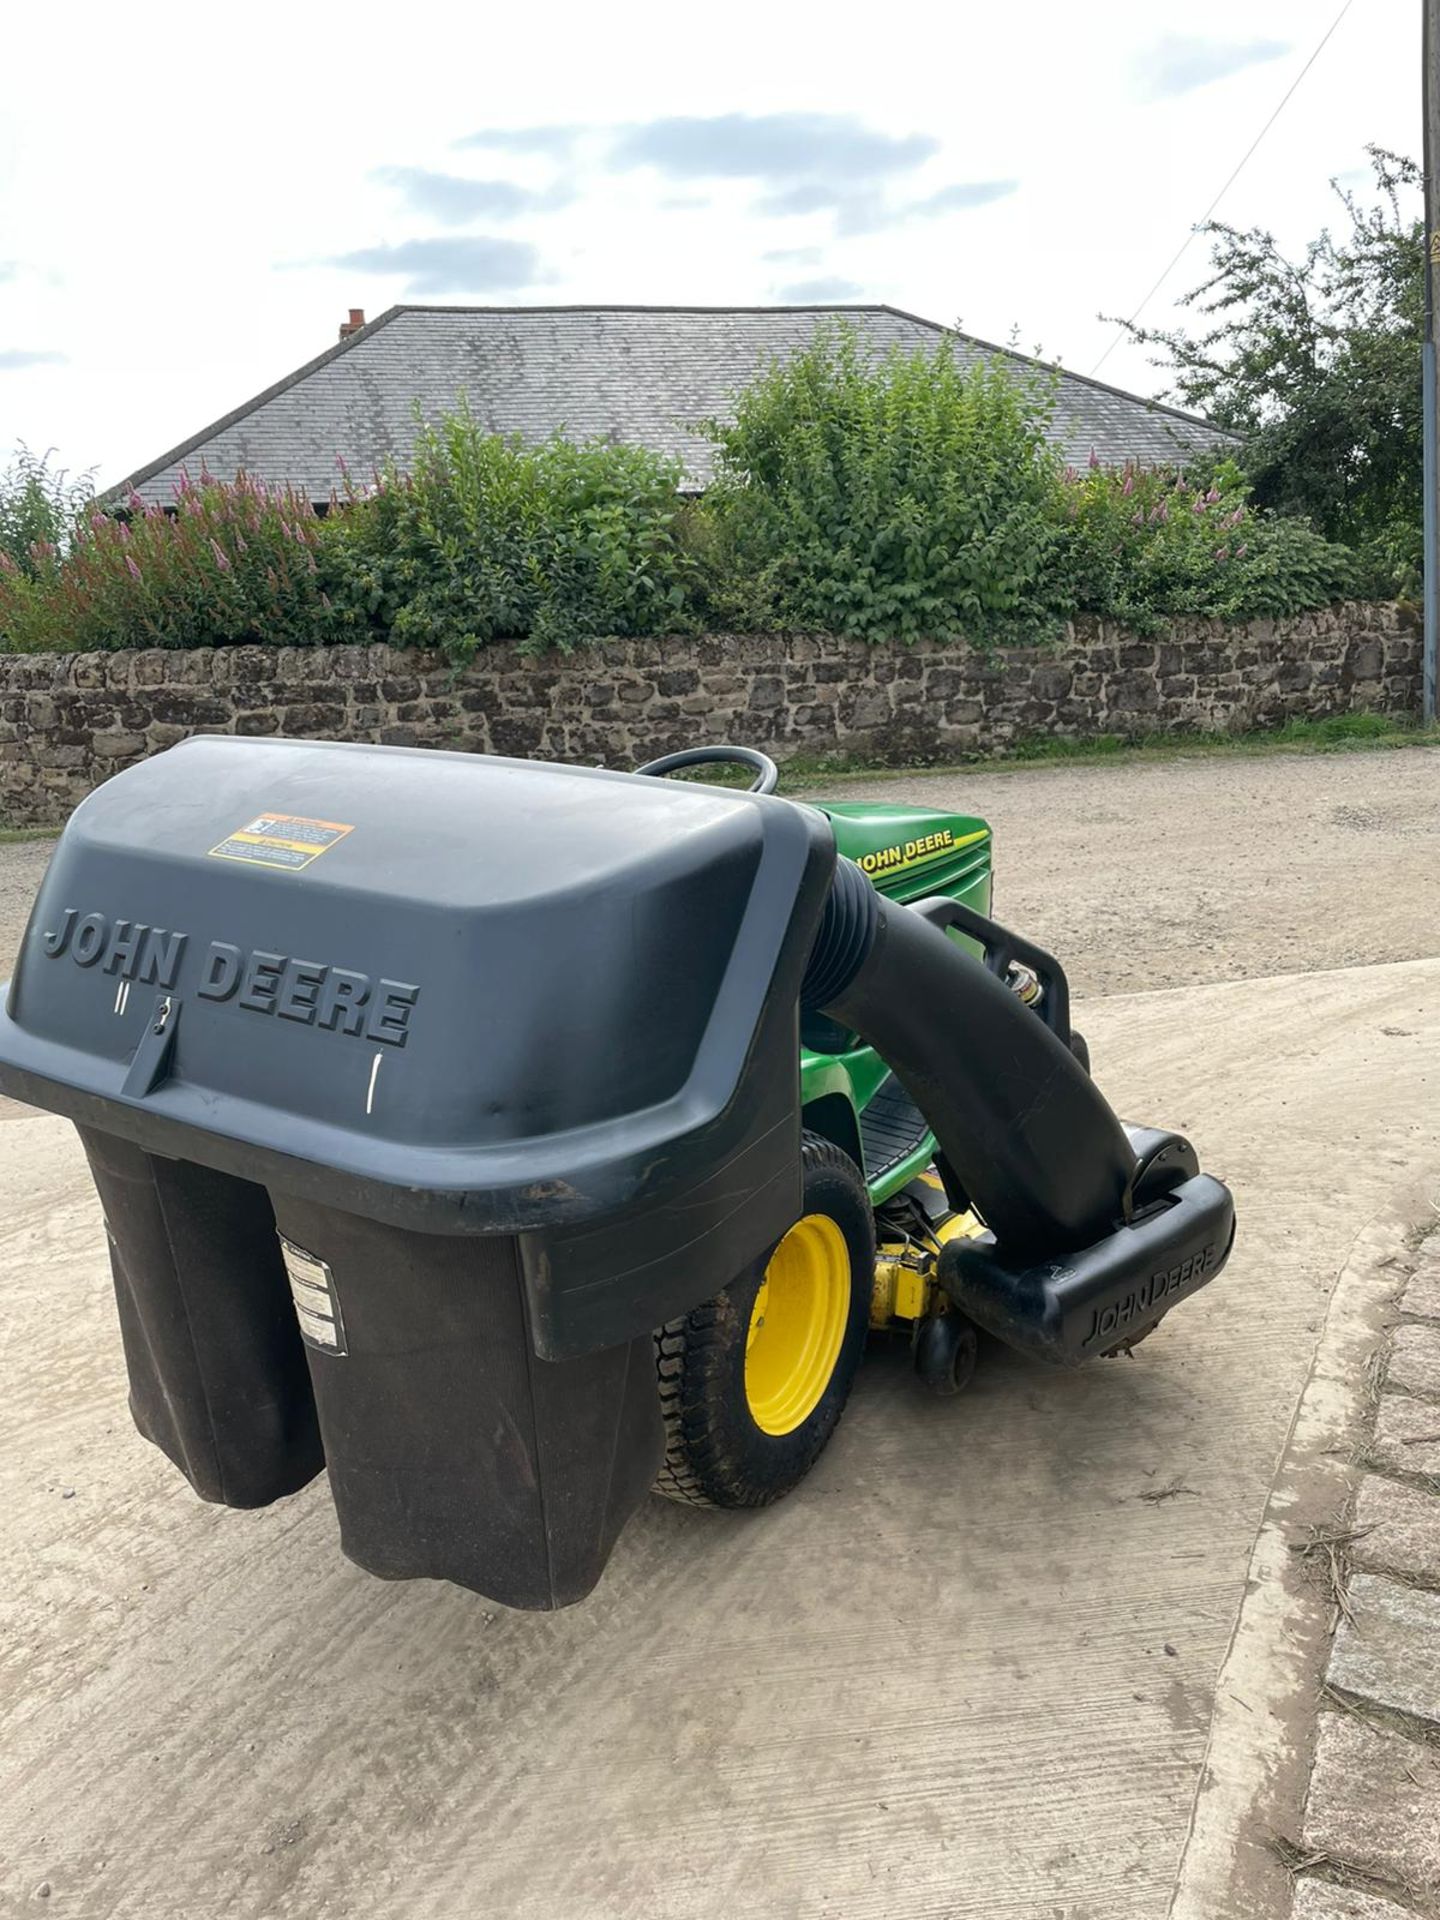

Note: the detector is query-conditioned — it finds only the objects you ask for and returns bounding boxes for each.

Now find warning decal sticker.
[280,1238,348,1355]
[209,812,354,872]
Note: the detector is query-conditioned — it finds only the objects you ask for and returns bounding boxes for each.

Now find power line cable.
[1089,0,1360,377]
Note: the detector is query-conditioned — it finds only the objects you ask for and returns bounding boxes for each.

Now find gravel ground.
[4,746,1439,994]
[811,745,1440,996]
[0,838,53,972]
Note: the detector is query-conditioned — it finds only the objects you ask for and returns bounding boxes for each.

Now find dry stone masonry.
[0,602,1417,828]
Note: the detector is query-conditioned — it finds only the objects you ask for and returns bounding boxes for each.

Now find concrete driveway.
[2,747,1439,1920]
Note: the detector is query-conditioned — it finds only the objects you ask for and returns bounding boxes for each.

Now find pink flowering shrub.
[1057,457,1355,632]
[0,471,342,651]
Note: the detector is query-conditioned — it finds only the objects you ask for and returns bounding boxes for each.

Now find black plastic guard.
[938,1172,1236,1366]
[271,1196,663,1609]
[81,1120,663,1605]
[80,1128,324,1507]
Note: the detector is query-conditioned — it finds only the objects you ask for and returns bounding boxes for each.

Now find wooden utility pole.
[1425,0,1439,720]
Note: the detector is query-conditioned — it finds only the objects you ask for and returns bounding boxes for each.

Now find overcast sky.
[0,0,1420,491]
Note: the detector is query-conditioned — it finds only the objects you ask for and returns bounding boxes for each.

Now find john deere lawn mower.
[0,736,1234,1609]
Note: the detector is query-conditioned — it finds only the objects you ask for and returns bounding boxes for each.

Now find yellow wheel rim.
[744,1213,851,1436]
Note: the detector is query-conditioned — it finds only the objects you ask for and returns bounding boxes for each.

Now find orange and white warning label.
[208,812,354,873]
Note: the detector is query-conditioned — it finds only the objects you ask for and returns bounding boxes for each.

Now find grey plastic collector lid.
[0,737,835,1232]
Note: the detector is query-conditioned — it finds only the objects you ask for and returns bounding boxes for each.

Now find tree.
[1111,148,1423,595]
[0,444,95,576]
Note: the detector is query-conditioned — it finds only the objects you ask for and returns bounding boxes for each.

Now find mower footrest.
[937,1174,1235,1367]
[859,1073,931,1183]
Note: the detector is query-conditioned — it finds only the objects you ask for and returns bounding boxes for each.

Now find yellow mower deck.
[869,1174,987,1329]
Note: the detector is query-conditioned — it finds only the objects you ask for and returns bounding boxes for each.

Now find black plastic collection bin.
[0,738,834,1608]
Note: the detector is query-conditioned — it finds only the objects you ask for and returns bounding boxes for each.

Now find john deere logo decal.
[857,827,986,879]
[41,909,420,1047]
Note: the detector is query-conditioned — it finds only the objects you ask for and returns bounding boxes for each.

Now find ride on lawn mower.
[0,735,1235,1609]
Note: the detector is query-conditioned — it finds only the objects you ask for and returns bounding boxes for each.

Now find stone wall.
[0,602,1417,827]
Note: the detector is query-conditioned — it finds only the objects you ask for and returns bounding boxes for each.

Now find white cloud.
[773,276,865,301]
[610,111,937,182]
[371,168,574,225]
[1136,34,1290,101]
[0,349,66,371]
[324,237,546,296]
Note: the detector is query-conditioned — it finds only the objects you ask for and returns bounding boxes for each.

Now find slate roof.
[108,304,1234,506]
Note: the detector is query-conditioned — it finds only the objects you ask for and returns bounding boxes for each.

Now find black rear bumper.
[937,1171,1236,1366]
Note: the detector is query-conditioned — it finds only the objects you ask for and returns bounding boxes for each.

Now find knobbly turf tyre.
[652,1132,875,1509]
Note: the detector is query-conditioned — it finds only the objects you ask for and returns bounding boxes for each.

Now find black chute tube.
[803,860,1138,1260]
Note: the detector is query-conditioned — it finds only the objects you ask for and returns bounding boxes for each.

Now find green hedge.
[696,331,1065,641]
[323,409,695,653]
[0,328,1366,659]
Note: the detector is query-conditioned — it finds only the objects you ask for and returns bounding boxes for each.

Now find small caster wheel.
[914,1311,978,1396]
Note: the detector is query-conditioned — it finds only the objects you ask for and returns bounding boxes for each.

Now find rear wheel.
[653,1132,874,1508]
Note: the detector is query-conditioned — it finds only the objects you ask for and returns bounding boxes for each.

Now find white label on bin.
[281,1238,347,1355]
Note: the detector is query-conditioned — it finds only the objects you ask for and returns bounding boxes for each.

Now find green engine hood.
[809,801,991,904]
